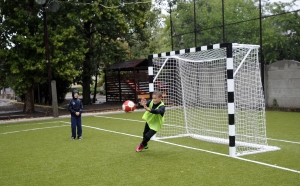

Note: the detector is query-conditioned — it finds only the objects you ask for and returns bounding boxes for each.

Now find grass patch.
[0,111,299,185]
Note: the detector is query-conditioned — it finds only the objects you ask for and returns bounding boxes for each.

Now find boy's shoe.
[78,136,83,140]
[144,145,148,149]
[135,144,144,152]
[71,137,75,140]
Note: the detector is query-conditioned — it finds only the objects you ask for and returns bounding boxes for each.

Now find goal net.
[148,43,280,157]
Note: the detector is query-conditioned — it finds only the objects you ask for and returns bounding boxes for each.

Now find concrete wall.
[265,60,300,109]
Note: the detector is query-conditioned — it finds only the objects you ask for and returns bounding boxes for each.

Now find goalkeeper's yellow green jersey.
[142,100,165,131]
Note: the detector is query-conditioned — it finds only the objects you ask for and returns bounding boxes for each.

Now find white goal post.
[148,43,280,157]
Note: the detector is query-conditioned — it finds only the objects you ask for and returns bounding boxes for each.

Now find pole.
[259,0,264,91]
[222,0,225,43]
[51,80,59,117]
[193,0,197,47]
[43,4,52,105]
[169,2,174,50]
[93,72,98,103]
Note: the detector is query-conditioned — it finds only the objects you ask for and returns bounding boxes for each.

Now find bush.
[70,87,82,95]
[99,89,106,95]
[90,87,101,95]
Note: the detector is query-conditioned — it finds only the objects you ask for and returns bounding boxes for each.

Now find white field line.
[94,115,300,145]
[0,125,68,135]
[1,121,59,128]
[82,123,300,174]
[83,125,141,138]
[267,138,300,145]
[6,118,300,145]
[0,109,146,125]
[94,115,145,123]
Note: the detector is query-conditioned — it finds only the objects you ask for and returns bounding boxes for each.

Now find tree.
[161,0,299,63]
[126,7,170,58]
[0,0,86,112]
[262,0,300,63]
[65,0,154,104]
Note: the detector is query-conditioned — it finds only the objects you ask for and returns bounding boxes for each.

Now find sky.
[269,0,300,9]
[157,0,300,15]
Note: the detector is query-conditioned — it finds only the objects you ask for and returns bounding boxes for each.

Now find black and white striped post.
[225,43,236,157]
[148,56,154,99]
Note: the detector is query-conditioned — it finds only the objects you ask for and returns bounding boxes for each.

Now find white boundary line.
[1,121,60,128]
[83,124,300,174]
[4,117,300,145]
[94,115,145,123]
[94,115,300,145]
[0,109,145,124]
[83,125,141,138]
[0,125,68,135]
[267,138,300,145]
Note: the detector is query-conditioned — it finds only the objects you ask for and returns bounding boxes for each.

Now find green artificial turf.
[0,111,299,185]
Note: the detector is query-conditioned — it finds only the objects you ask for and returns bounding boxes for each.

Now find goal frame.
[147,43,279,157]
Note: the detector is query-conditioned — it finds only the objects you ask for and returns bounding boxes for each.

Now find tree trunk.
[92,73,98,103]
[23,86,35,113]
[82,76,91,105]
[82,21,92,105]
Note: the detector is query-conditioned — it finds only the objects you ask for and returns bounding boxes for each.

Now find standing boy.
[136,91,165,152]
[68,89,83,140]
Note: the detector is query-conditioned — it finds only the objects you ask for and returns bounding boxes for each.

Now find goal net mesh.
[152,44,279,156]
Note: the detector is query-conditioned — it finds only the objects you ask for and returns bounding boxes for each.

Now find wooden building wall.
[105,70,148,103]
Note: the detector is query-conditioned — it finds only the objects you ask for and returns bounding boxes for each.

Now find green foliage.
[90,86,100,95]
[0,0,86,110]
[272,99,279,107]
[262,1,300,63]
[161,0,300,63]
[60,0,154,104]
[0,0,155,106]
[97,74,105,87]
[70,87,83,95]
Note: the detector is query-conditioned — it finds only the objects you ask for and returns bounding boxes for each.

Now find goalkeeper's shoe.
[144,145,148,149]
[135,143,144,152]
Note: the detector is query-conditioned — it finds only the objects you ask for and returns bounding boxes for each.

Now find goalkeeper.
[136,91,165,152]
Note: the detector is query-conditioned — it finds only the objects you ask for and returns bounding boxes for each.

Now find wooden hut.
[104,59,149,103]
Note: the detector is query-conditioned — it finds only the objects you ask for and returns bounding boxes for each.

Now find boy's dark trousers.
[71,115,82,138]
[142,122,156,146]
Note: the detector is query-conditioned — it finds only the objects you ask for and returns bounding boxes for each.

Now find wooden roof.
[105,59,148,71]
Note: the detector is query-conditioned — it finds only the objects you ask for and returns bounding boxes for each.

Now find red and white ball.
[122,100,136,112]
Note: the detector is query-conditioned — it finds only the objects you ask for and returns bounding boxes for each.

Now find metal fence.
[166,0,300,89]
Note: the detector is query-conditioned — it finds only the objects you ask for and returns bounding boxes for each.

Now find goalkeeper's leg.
[136,123,156,152]
[142,122,150,147]
[142,129,156,147]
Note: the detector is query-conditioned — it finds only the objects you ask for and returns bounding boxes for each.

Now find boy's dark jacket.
[69,90,83,117]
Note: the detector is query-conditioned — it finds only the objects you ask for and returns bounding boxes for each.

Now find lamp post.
[35,0,51,105]
[168,1,174,50]
[259,0,265,92]
[44,4,52,105]
[193,0,196,47]
[35,0,59,117]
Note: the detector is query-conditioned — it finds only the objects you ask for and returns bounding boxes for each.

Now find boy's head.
[72,89,79,99]
[152,91,163,104]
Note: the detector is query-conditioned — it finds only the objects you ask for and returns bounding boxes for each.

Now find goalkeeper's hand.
[140,98,147,106]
